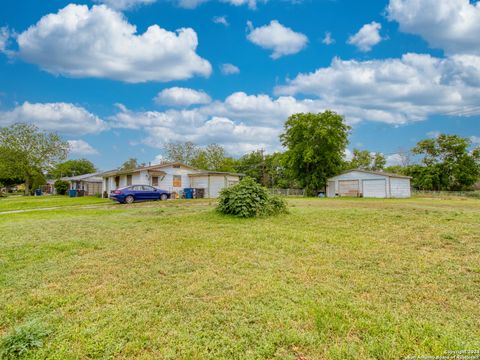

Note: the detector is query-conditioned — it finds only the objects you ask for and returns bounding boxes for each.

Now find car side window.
[143,186,154,191]
[132,185,142,191]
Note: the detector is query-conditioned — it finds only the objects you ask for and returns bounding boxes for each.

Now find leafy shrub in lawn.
[0,321,50,359]
[54,180,69,195]
[217,177,288,218]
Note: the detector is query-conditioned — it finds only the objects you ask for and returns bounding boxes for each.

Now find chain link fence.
[268,188,305,197]
[413,190,480,199]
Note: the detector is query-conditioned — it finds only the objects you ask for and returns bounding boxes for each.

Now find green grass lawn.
[0,197,479,359]
[0,195,110,212]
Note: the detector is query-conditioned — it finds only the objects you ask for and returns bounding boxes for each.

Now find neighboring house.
[62,173,103,196]
[43,180,56,195]
[100,162,242,198]
[326,169,411,198]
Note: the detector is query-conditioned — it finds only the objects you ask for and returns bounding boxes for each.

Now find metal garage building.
[326,169,411,198]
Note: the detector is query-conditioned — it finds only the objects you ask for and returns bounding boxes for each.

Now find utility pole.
[260,148,268,187]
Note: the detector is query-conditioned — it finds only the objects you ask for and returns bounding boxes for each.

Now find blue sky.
[0,0,479,170]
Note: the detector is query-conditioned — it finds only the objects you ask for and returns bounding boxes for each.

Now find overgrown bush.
[0,321,50,359]
[54,180,69,195]
[217,177,288,218]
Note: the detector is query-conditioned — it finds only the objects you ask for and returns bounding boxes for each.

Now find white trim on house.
[100,162,242,199]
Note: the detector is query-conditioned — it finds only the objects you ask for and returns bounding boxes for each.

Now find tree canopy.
[410,134,480,191]
[163,142,199,165]
[348,149,386,171]
[280,111,350,195]
[190,144,237,172]
[163,142,237,171]
[50,159,97,179]
[0,123,68,194]
[119,158,144,171]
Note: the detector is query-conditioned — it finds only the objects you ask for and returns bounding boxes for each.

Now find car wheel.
[160,194,168,201]
[125,195,135,204]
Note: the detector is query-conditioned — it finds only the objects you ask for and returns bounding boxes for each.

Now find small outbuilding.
[326,169,411,198]
[189,171,241,198]
[62,173,103,196]
[100,162,243,199]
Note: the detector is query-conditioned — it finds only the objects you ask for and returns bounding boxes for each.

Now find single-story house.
[100,162,242,198]
[62,173,103,196]
[326,169,411,198]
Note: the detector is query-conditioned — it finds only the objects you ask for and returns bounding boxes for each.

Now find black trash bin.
[194,188,205,199]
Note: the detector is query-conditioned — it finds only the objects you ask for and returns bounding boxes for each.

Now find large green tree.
[264,152,298,189]
[164,142,237,171]
[348,149,386,171]
[0,123,68,194]
[411,134,480,191]
[164,142,199,165]
[119,158,145,171]
[233,151,298,188]
[50,159,97,178]
[191,144,237,172]
[281,111,350,196]
[234,150,265,184]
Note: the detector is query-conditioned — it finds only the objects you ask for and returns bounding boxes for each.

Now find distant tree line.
[1,113,479,196]
[157,112,479,194]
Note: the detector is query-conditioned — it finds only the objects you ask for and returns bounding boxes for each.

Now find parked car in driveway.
[110,185,170,204]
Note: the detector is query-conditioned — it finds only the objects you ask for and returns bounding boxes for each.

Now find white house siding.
[209,176,228,198]
[156,166,198,193]
[390,178,411,198]
[326,170,411,198]
[191,175,240,198]
[102,164,242,198]
[191,176,209,194]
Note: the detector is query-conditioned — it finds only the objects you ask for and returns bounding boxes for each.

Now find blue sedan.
[110,185,170,204]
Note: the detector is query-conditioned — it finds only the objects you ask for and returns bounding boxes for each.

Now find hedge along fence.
[217,177,288,218]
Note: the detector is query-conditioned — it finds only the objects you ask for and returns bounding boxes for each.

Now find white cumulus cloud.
[68,140,99,155]
[275,53,480,124]
[220,63,240,75]
[109,91,331,154]
[154,87,212,107]
[15,4,212,83]
[246,20,308,59]
[213,15,229,26]
[93,0,156,10]
[387,0,480,55]
[222,0,266,9]
[347,21,383,52]
[0,102,108,135]
[176,0,266,9]
[322,32,335,45]
[0,27,10,53]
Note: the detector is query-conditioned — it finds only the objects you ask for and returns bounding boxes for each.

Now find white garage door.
[363,179,386,198]
[390,178,411,198]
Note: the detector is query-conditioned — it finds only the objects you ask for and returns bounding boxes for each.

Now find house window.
[152,176,159,186]
[115,176,120,188]
[173,165,181,168]
[127,175,132,186]
[173,175,182,187]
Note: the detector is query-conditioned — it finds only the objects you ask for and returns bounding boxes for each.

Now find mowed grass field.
[0,196,479,359]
